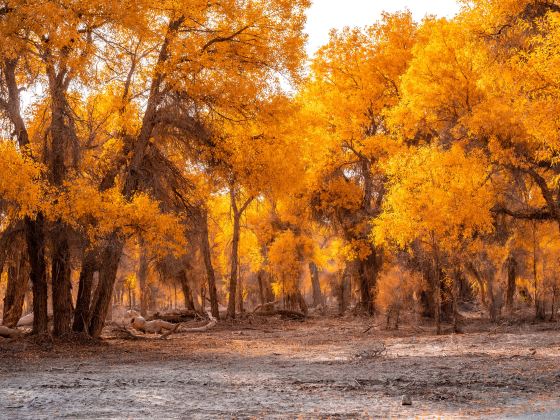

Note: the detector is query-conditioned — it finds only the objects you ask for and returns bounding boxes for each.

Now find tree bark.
[88,237,124,337]
[178,269,195,311]
[433,250,442,335]
[138,244,149,317]
[2,252,28,328]
[356,248,378,315]
[226,190,254,319]
[227,208,241,319]
[452,270,462,333]
[200,210,219,319]
[505,255,517,313]
[51,222,73,336]
[237,268,244,314]
[24,215,49,335]
[309,262,323,307]
[72,250,97,333]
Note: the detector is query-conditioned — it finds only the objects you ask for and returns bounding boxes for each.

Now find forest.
[1,0,560,417]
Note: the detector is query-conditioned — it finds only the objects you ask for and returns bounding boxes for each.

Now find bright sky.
[305,0,461,55]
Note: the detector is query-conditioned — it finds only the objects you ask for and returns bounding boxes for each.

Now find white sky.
[305,0,461,55]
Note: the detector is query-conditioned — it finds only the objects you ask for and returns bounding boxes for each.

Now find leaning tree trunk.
[178,269,195,311]
[25,214,49,335]
[200,210,219,319]
[73,250,97,333]
[88,237,124,338]
[51,221,73,336]
[309,262,323,307]
[2,253,28,328]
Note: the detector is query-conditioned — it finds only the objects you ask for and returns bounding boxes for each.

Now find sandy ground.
[1,316,559,419]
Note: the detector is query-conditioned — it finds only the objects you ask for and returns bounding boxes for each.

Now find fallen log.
[131,317,176,334]
[254,309,306,320]
[146,309,204,323]
[0,325,22,339]
[252,300,280,314]
[161,312,218,339]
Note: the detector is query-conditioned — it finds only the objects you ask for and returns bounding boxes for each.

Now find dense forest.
[1,0,560,341]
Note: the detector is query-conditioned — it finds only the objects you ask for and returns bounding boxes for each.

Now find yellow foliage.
[0,140,45,218]
[374,144,494,252]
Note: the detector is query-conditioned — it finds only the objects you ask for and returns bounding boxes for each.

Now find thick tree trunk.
[309,262,323,307]
[138,245,149,317]
[506,255,517,313]
[227,211,241,319]
[200,210,219,319]
[88,238,124,338]
[257,270,273,306]
[337,266,351,314]
[356,248,378,315]
[51,222,73,336]
[25,215,49,335]
[486,275,499,322]
[72,250,97,333]
[178,269,195,311]
[2,253,28,328]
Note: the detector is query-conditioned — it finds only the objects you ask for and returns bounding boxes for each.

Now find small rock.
[401,395,412,406]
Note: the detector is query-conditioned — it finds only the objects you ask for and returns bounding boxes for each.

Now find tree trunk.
[88,238,124,338]
[138,245,149,317]
[178,269,195,310]
[24,214,49,335]
[237,268,244,314]
[73,250,97,333]
[337,266,351,314]
[505,255,517,313]
[356,248,378,315]
[452,270,462,333]
[227,210,241,319]
[433,252,442,335]
[309,262,323,307]
[486,274,498,322]
[257,270,266,305]
[200,210,219,319]
[51,222,73,337]
[2,253,28,328]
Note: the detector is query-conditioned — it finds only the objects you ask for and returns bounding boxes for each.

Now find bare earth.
[1,317,559,419]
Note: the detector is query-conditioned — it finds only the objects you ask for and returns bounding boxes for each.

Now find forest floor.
[0,315,560,419]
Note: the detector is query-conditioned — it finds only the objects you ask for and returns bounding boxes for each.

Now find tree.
[374,144,495,332]
[302,12,417,314]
